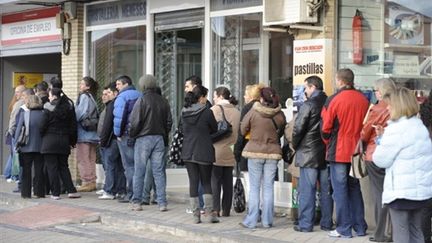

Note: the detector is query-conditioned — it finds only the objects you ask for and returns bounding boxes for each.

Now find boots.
[203,194,220,223]
[77,182,96,192]
[190,197,201,224]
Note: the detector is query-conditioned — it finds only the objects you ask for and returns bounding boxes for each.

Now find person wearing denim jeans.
[128,75,172,211]
[113,75,142,202]
[142,161,157,204]
[240,87,286,229]
[100,139,126,198]
[292,76,333,232]
[321,69,369,238]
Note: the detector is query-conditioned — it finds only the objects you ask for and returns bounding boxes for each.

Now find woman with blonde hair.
[233,83,265,200]
[373,87,432,243]
[361,78,396,242]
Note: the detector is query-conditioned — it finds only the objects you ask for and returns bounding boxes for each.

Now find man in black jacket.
[98,82,126,200]
[292,76,333,233]
[129,75,172,212]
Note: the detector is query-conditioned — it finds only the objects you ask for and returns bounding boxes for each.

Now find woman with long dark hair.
[75,76,99,192]
[240,87,286,229]
[181,85,218,224]
[210,86,240,217]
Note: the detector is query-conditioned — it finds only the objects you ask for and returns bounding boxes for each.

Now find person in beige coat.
[211,86,241,217]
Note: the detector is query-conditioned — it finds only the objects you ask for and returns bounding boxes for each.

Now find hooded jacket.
[292,90,327,168]
[181,103,218,165]
[240,102,286,160]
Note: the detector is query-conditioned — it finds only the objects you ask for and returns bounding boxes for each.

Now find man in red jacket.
[321,68,369,238]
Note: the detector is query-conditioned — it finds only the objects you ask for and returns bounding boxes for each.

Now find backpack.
[78,92,99,131]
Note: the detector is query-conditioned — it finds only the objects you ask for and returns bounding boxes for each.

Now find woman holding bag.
[210,86,240,217]
[360,78,396,242]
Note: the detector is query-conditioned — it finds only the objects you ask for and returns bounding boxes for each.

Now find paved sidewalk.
[0,178,373,243]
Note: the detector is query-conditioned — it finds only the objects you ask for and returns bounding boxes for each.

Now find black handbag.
[211,105,232,142]
[169,121,184,166]
[233,163,246,213]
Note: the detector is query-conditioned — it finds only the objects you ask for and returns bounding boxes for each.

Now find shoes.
[328,229,352,238]
[12,188,20,193]
[51,195,61,200]
[159,205,168,212]
[131,203,143,211]
[293,225,312,232]
[77,182,96,192]
[98,193,115,200]
[6,178,13,183]
[239,222,254,229]
[263,224,273,228]
[151,200,158,205]
[68,193,81,198]
[141,201,150,205]
[117,194,129,203]
[186,208,193,214]
[369,237,393,242]
[96,189,105,195]
[320,226,334,231]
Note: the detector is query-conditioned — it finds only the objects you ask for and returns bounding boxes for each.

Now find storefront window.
[211,13,262,105]
[338,0,431,101]
[87,25,146,86]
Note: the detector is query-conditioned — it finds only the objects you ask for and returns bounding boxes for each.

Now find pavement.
[0,177,375,243]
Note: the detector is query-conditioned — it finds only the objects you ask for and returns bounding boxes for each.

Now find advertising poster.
[13,72,57,88]
[293,39,333,94]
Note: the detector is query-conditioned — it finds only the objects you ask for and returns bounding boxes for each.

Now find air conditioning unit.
[263,0,319,26]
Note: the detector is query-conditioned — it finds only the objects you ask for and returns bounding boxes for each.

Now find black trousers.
[44,154,77,196]
[185,162,212,197]
[19,152,45,198]
[211,165,233,215]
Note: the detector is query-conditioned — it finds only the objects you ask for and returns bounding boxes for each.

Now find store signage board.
[86,0,146,26]
[1,7,61,46]
[12,72,58,88]
[293,39,333,93]
[393,55,420,76]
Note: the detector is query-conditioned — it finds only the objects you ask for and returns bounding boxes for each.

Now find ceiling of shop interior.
[0,0,101,15]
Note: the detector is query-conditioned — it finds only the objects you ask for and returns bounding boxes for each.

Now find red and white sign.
[1,7,61,46]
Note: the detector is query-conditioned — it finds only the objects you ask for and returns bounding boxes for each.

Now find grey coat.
[14,108,44,153]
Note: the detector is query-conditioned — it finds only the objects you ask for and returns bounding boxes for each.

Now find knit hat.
[139,75,157,91]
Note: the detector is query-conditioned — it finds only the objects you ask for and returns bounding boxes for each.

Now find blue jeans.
[101,139,126,195]
[132,135,167,206]
[298,166,333,231]
[142,160,157,203]
[329,162,367,237]
[117,135,135,200]
[243,158,277,228]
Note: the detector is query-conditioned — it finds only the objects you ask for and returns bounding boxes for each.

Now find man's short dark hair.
[104,81,118,92]
[116,75,133,85]
[23,88,35,96]
[305,76,323,90]
[36,81,49,92]
[336,68,354,86]
[185,75,202,86]
[50,77,63,89]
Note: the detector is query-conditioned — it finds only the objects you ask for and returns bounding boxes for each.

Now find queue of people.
[3,69,431,243]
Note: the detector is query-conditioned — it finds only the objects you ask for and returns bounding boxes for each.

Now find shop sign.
[293,39,333,93]
[12,72,58,88]
[211,0,262,11]
[86,0,146,26]
[1,7,61,46]
[393,55,420,76]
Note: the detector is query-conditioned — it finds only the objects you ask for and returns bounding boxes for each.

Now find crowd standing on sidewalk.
[3,69,432,243]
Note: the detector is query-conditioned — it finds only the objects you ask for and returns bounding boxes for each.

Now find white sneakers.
[98,192,115,200]
[96,189,105,195]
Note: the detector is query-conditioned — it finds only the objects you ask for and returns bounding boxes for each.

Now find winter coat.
[373,116,432,205]
[99,99,116,148]
[321,87,369,163]
[40,97,77,155]
[292,90,327,169]
[181,103,218,165]
[8,99,25,136]
[75,92,99,143]
[113,86,141,137]
[361,101,390,162]
[14,108,44,153]
[211,103,241,167]
[240,102,286,160]
[129,90,173,146]
[233,100,259,171]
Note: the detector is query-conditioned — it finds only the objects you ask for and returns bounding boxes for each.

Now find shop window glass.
[211,13,262,106]
[338,0,431,101]
[88,25,146,87]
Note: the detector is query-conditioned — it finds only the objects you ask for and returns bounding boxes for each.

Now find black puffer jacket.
[40,96,77,155]
[292,90,327,169]
[181,103,218,165]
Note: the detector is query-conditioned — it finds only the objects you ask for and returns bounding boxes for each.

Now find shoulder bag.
[349,139,368,178]
[211,105,232,142]
[169,120,184,166]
